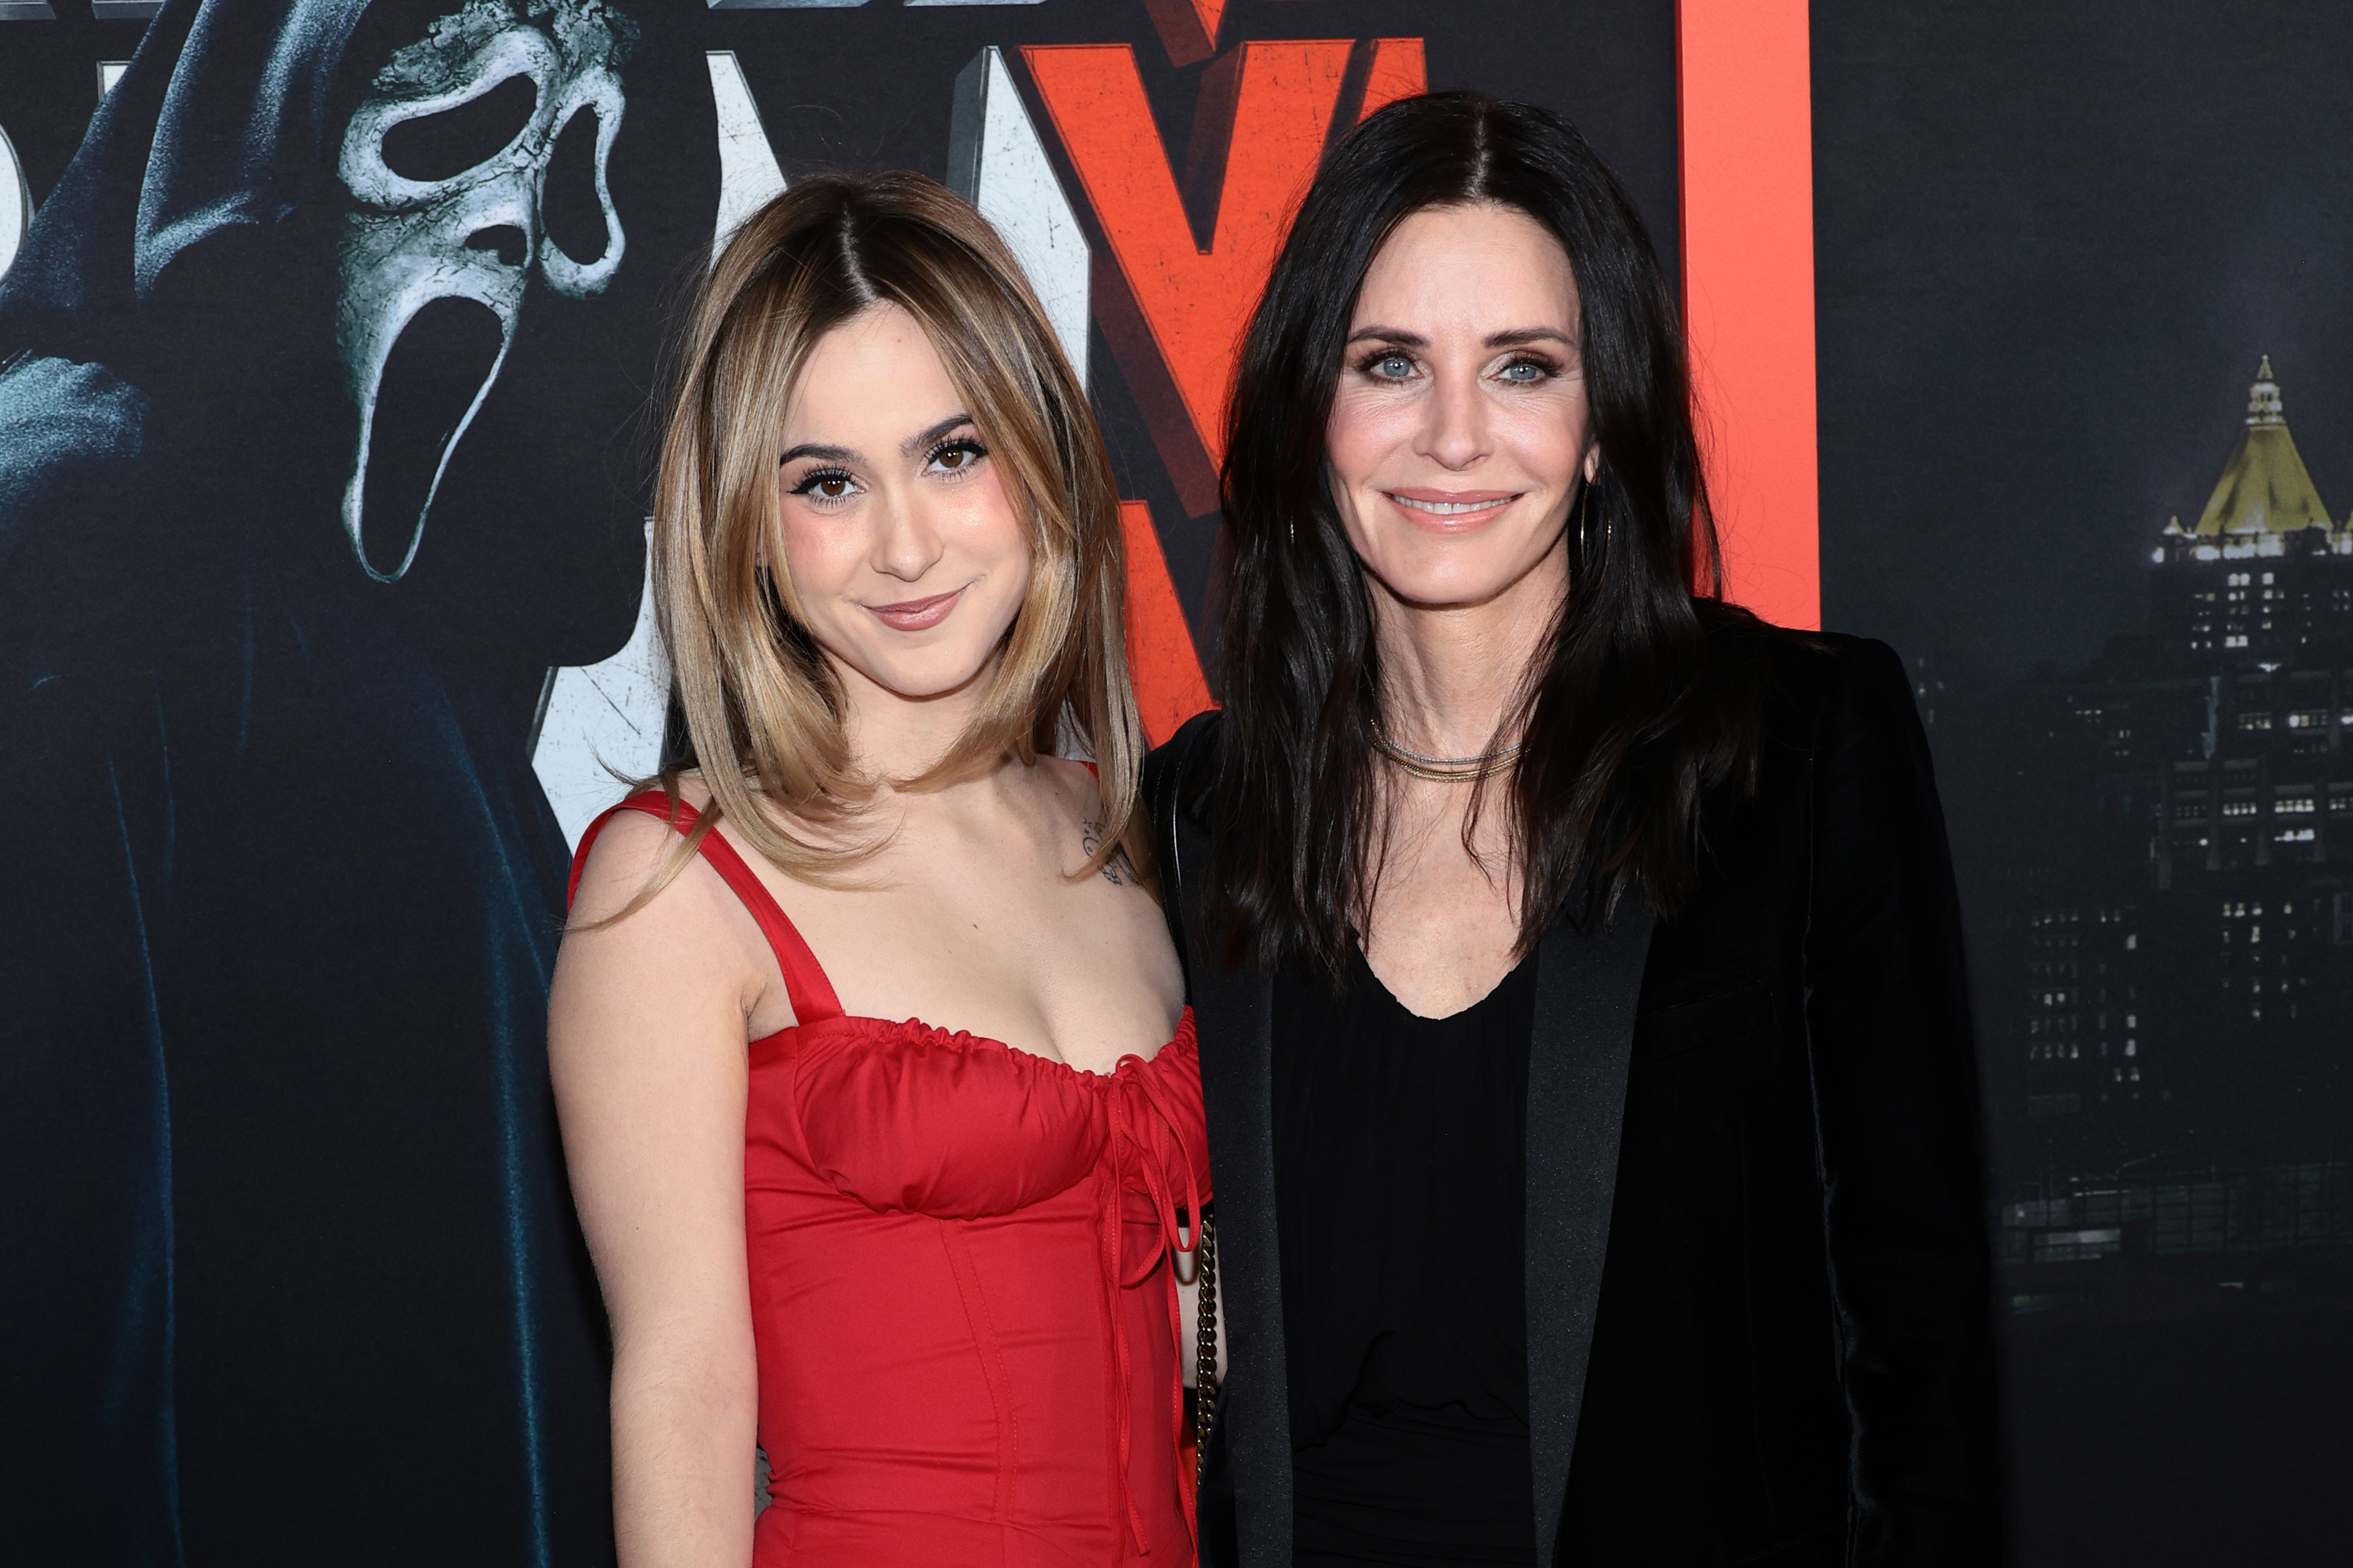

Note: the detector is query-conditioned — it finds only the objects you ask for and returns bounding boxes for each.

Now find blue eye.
[1499,358,1550,382]
[1375,354,1414,378]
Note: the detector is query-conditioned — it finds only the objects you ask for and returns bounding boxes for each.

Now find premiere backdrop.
[12,3,2345,1566]
[1816,4,2353,1563]
[0,3,1676,1563]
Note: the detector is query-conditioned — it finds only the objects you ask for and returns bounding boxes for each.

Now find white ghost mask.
[336,0,635,583]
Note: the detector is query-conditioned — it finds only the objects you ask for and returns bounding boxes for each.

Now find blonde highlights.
[641,171,1146,890]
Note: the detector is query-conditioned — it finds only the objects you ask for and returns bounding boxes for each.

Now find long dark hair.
[1204,91,1772,976]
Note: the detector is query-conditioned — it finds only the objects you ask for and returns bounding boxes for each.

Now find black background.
[1817,4,2353,1563]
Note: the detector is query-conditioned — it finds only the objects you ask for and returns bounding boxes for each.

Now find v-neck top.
[1272,942,1541,1567]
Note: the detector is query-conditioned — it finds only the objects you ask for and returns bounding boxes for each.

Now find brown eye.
[926,438,988,476]
[789,467,861,505]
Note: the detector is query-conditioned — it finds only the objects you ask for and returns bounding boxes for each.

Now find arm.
[1801,640,1999,1563]
[549,815,776,1568]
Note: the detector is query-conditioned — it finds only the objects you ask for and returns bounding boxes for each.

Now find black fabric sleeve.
[0,686,182,1558]
[1144,709,1222,994]
[1801,639,2001,1564]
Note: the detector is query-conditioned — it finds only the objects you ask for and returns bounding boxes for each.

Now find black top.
[1273,942,1542,1567]
[1149,632,1999,1568]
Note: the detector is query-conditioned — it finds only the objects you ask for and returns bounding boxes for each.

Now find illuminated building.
[1981,361,2352,1270]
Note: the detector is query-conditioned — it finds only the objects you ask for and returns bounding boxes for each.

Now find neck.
[1368,543,1567,758]
[834,651,1008,789]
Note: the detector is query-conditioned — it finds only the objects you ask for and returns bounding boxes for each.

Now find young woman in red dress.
[549,173,1209,1567]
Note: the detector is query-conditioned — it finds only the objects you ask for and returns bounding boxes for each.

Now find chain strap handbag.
[1156,715,1222,1489]
[1193,1209,1219,1486]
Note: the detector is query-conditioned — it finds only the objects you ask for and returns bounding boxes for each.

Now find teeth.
[1391,495,1508,516]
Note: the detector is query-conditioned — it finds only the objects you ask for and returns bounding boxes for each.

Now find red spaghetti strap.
[568,793,845,1025]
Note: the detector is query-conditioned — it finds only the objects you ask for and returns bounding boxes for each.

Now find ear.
[1582,443,1602,484]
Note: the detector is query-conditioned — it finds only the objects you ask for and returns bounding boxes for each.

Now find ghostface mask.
[335,0,635,583]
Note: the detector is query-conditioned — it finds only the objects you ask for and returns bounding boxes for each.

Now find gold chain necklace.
[1368,718,1524,783]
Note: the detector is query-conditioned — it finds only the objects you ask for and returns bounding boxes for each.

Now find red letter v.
[1026,41,1351,515]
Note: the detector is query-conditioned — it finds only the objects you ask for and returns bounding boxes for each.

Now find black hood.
[0,0,717,660]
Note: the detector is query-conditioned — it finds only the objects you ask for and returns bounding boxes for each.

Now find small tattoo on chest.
[1082,819,1128,885]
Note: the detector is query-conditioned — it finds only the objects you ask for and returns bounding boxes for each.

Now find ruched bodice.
[572,792,1208,1566]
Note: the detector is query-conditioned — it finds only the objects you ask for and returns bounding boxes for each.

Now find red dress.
[570,793,1208,1566]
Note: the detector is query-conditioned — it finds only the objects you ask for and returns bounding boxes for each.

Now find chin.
[1368,561,1528,612]
[854,649,1002,703]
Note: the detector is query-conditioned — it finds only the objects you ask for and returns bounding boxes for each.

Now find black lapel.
[1192,944,1288,1568]
[1524,904,1655,1560]
[1159,722,1292,1568]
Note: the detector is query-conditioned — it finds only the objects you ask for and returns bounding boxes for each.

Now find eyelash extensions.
[784,436,991,507]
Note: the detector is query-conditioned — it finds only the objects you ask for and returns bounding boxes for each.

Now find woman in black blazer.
[1148,94,1997,1566]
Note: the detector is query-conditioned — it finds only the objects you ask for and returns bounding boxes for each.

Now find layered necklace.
[1368,717,1524,784]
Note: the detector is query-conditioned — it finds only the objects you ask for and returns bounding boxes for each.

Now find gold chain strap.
[1193,1210,1219,1487]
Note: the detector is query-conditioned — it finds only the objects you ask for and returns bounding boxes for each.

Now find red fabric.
[571,792,1208,1565]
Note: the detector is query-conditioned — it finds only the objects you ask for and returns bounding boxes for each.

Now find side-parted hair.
[1205,92,1774,976]
[645,171,1146,889]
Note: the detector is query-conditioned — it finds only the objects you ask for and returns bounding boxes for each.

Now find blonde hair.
[635,171,1147,896]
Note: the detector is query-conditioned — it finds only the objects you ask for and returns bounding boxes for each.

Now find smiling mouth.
[1386,490,1521,526]
[866,586,966,632]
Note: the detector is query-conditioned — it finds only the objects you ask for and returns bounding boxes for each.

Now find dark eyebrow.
[781,412,976,468]
[1344,326,1577,351]
[902,411,977,458]
[779,441,859,467]
[1485,328,1577,349]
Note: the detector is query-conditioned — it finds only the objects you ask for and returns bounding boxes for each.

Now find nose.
[870,486,946,583]
[1416,363,1490,471]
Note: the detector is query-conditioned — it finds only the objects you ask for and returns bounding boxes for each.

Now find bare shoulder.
[1031,754,1142,888]
[555,783,784,1037]
[1033,752,1102,812]
[565,803,693,929]
[564,776,734,929]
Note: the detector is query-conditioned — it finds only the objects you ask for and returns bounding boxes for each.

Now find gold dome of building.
[2188,356,2334,545]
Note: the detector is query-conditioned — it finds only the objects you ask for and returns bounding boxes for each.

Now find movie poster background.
[1816,4,2353,1562]
[0,3,1675,1562]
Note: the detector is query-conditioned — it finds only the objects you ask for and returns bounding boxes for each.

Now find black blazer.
[1147,633,1998,1567]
